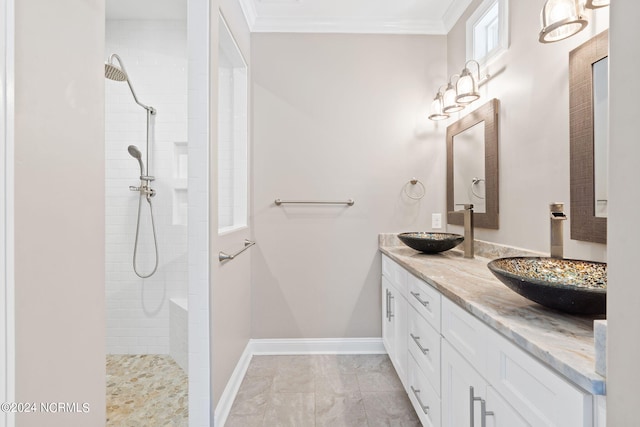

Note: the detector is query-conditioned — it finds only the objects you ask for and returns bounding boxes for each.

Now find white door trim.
[187,0,211,425]
[1,0,16,425]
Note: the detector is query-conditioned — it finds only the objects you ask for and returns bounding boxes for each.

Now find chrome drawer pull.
[470,386,483,427]
[410,291,430,308]
[410,386,430,415]
[385,290,390,321]
[410,333,429,355]
[480,399,494,427]
[388,294,395,319]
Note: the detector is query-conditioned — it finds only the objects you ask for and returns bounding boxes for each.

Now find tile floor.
[225,354,420,427]
[106,354,188,427]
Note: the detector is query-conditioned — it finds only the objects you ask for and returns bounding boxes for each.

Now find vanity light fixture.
[539,0,589,43]
[443,76,465,114]
[428,63,490,121]
[428,86,450,121]
[456,60,482,105]
[585,0,609,9]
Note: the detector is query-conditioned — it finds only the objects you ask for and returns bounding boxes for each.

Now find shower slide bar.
[219,239,256,262]
[274,198,355,206]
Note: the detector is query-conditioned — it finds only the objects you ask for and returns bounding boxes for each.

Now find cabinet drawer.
[408,352,441,427]
[408,306,441,394]
[381,255,407,295]
[486,330,592,427]
[441,297,487,373]
[407,273,441,331]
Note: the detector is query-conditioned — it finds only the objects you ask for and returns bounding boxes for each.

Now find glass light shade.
[456,71,480,105]
[428,93,449,121]
[585,0,609,9]
[443,84,464,113]
[539,0,588,43]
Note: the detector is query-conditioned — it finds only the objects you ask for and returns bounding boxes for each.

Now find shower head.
[128,145,144,176]
[104,53,156,115]
[105,63,127,82]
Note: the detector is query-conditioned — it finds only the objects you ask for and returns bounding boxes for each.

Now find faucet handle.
[455,203,474,210]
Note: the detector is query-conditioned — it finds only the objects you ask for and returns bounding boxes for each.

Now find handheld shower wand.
[128,145,144,177]
[127,145,158,279]
[128,144,154,182]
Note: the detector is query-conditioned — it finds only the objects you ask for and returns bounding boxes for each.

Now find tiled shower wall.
[105,20,188,354]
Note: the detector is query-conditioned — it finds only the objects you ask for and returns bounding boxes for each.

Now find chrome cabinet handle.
[410,333,429,355]
[480,399,494,427]
[388,293,394,319]
[410,291,430,308]
[385,290,390,321]
[470,386,483,427]
[410,386,430,415]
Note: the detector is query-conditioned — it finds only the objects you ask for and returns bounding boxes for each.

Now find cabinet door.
[393,290,408,386]
[442,340,485,427]
[486,386,529,427]
[382,277,395,356]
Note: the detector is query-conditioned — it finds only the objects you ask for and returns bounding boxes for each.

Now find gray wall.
[608,1,640,424]
[251,33,447,339]
[14,0,106,425]
[446,0,608,261]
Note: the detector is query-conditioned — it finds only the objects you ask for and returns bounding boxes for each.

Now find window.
[218,14,248,233]
[466,0,509,66]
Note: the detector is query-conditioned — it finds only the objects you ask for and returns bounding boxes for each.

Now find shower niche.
[173,141,188,226]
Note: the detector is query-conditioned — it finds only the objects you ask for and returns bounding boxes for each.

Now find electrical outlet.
[432,213,442,229]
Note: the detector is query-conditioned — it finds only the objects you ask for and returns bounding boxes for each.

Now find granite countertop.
[379,235,606,395]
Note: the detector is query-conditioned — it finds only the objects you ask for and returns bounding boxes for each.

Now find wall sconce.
[539,0,588,43]
[428,86,449,121]
[443,75,465,114]
[456,60,482,104]
[428,61,489,122]
[585,0,609,9]
[539,0,609,44]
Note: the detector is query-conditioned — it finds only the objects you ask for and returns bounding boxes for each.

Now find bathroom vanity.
[380,235,606,427]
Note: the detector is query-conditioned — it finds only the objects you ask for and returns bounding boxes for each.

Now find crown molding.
[238,0,470,35]
[250,17,447,35]
[443,0,473,33]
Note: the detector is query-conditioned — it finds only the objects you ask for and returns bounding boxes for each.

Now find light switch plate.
[432,213,442,229]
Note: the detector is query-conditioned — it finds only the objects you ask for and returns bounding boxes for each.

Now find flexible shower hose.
[132,193,159,278]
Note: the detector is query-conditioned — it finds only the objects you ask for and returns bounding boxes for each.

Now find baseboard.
[214,337,385,426]
[213,343,253,427]
[249,337,386,355]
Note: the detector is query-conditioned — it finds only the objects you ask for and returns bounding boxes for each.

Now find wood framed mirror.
[569,30,608,244]
[447,98,499,229]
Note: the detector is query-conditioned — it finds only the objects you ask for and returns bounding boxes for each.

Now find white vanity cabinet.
[381,256,408,385]
[442,339,528,427]
[380,254,597,427]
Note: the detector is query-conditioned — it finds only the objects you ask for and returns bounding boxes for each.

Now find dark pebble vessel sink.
[398,232,464,254]
[487,257,607,315]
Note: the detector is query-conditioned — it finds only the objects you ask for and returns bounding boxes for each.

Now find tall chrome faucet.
[455,204,474,259]
[550,202,567,259]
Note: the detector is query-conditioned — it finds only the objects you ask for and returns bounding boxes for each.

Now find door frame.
[1,0,16,425]
[187,0,212,425]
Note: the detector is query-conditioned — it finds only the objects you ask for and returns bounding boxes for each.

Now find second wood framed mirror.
[446,98,499,229]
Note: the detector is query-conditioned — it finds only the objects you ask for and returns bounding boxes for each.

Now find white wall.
[607,1,640,424]
[13,0,106,425]
[105,20,188,354]
[251,33,447,339]
[445,0,608,262]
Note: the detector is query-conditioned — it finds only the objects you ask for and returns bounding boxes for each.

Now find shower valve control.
[129,185,156,197]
